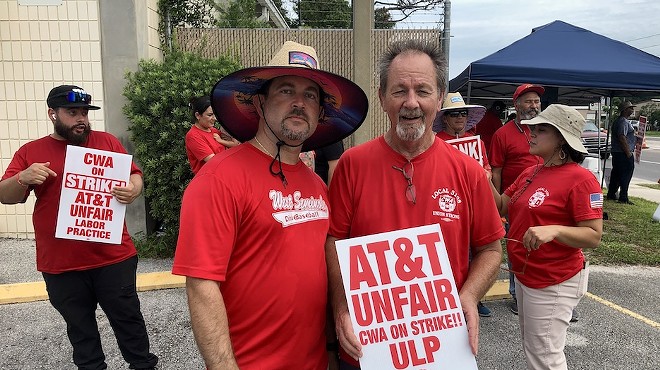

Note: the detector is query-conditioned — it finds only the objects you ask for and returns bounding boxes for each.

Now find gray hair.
[378,39,447,93]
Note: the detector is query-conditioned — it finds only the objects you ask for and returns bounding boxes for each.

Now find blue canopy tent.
[449,20,660,187]
[449,20,660,105]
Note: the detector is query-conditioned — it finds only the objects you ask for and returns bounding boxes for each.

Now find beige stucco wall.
[0,0,162,238]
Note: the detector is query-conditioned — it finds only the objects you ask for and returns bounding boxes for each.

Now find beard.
[518,107,540,121]
[280,108,312,142]
[395,108,426,142]
[54,118,90,146]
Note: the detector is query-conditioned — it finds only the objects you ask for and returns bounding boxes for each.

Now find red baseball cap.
[512,83,545,102]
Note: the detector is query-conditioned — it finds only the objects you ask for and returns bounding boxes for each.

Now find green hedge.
[123,50,242,256]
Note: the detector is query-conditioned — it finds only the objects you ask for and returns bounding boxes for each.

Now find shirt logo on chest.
[269,190,328,227]
[431,187,462,222]
[528,187,549,208]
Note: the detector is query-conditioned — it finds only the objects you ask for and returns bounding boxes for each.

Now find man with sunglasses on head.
[0,85,158,369]
[325,39,504,370]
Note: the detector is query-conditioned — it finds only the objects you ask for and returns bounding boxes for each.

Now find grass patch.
[637,183,660,190]
[644,130,660,137]
[584,197,660,266]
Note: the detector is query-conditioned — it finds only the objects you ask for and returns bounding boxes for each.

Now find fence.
[176,28,441,146]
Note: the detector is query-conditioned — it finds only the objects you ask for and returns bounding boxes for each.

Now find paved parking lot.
[1,240,658,370]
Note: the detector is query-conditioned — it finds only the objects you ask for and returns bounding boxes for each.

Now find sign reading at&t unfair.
[55,145,132,244]
[335,224,477,370]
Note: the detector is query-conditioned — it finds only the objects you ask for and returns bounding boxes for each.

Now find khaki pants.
[515,265,589,370]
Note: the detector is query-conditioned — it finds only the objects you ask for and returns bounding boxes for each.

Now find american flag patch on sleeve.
[590,193,603,208]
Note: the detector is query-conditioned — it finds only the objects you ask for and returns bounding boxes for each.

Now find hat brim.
[433,105,486,133]
[211,66,368,152]
[53,103,101,110]
[521,116,588,154]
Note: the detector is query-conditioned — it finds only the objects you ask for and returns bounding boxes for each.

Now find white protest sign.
[55,145,132,244]
[446,135,484,167]
[634,116,647,164]
[335,224,477,370]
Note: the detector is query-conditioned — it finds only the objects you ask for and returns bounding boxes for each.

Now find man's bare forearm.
[461,240,503,303]
[325,236,348,315]
[186,277,238,370]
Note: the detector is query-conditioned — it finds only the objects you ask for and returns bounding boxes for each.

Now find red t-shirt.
[504,163,603,289]
[489,120,542,192]
[185,125,225,174]
[1,132,142,273]
[474,110,503,153]
[330,136,504,367]
[436,131,492,172]
[173,143,329,370]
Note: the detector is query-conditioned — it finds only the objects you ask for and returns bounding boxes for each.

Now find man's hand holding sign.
[334,224,478,370]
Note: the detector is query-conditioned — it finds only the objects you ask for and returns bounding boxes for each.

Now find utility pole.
[442,0,451,94]
[352,0,373,146]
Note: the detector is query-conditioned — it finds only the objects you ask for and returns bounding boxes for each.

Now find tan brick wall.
[0,0,104,238]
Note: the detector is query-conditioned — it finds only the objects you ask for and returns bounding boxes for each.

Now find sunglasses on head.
[60,90,93,104]
[447,110,468,118]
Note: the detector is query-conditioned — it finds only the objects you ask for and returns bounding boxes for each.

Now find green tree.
[215,0,271,28]
[123,51,242,256]
[291,0,395,29]
[375,7,395,29]
[272,0,295,27]
[293,0,352,28]
[640,102,660,131]
[157,0,216,50]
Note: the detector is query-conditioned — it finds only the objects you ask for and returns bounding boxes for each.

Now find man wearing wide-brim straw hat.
[172,41,368,369]
[433,92,486,136]
[434,92,490,178]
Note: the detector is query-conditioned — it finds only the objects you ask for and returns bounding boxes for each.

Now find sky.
[397,0,660,79]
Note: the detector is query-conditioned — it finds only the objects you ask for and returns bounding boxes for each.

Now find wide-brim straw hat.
[433,92,486,132]
[210,41,369,151]
[520,104,588,154]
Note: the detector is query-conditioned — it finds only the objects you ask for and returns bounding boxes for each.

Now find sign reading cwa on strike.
[55,145,132,244]
[336,224,477,370]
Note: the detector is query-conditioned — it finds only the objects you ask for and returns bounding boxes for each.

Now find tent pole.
[467,82,472,104]
[601,96,613,188]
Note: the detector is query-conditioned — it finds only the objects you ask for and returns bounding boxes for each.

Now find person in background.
[185,95,239,175]
[326,39,504,370]
[606,101,637,205]
[475,100,506,153]
[489,83,544,315]
[0,85,158,370]
[314,141,345,185]
[490,104,602,370]
[434,92,495,317]
[172,41,368,370]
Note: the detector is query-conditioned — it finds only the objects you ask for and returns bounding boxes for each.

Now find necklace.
[514,120,524,134]
[253,136,274,158]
